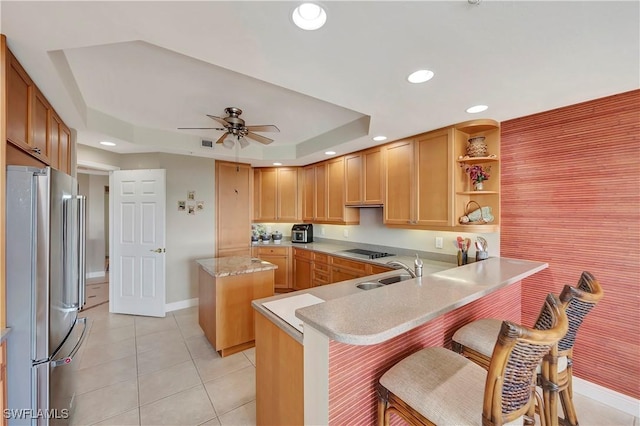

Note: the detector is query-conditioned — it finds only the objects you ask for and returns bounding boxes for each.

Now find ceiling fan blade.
[177,127,225,130]
[215,133,229,145]
[245,132,273,145]
[206,115,229,127]
[245,124,280,133]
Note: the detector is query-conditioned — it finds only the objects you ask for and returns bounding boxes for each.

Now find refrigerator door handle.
[51,317,88,367]
[77,195,87,310]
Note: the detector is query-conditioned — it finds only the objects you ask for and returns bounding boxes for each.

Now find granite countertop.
[197,257,277,278]
[252,257,548,345]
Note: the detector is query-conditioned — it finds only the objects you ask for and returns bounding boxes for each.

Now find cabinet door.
[302,166,315,221]
[293,257,312,290]
[415,129,454,227]
[326,157,345,222]
[49,113,61,170]
[7,51,32,149]
[216,161,251,256]
[254,168,277,221]
[277,168,300,222]
[32,89,52,163]
[260,255,289,289]
[363,147,383,204]
[383,139,415,225]
[314,163,327,221]
[344,153,363,205]
[331,266,364,283]
[58,123,71,174]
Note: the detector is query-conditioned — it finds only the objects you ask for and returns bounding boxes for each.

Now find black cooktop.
[340,248,395,259]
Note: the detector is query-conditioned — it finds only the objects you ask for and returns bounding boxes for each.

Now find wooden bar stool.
[377,293,568,426]
[451,271,603,426]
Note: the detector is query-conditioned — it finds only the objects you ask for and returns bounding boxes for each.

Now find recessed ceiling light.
[373,136,387,142]
[407,69,434,84]
[273,162,283,166]
[325,151,336,155]
[466,104,488,113]
[100,141,116,146]
[292,3,327,30]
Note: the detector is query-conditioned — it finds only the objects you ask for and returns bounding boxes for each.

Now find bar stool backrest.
[483,293,568,425]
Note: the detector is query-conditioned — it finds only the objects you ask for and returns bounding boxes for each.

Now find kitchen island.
[197,257,275,357]
[252,257,548,425]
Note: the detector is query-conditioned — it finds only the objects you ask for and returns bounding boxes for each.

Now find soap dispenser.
[414,254,423,278]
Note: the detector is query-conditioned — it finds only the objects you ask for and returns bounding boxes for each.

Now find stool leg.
[559,387,579,426]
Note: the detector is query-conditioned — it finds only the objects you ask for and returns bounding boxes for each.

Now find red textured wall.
[500,90,640,399]
[327,282,521,425]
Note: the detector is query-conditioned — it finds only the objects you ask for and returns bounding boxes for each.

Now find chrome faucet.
[385,260,417,278]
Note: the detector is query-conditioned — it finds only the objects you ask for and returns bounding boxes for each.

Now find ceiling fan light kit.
[178,107,280,149]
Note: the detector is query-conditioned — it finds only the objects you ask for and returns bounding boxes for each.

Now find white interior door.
[110,169,166,317]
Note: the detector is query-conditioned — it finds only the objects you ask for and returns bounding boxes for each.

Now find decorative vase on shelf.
[473,181,484,191]
[466,136,488,157]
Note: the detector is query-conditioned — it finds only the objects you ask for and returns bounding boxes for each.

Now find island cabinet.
[253,167,301,222]
[5,44,74,175]
[302,158,359,225]
[344,146,383,206]
[252,246,292,291]
[383,128,455,228]
[197,258,275,357]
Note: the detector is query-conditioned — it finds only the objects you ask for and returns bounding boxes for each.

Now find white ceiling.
[1,1,638,167]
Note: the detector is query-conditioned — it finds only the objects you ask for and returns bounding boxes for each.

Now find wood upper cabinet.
[253,167,301,222]
[216,161,252,257]
[383,139,415,225]
[7,49,33,149]
[384,129,454,227]
[5,46,74,174]
[303,158,359,224]
[345,146,383,206]
[32,88,52,163]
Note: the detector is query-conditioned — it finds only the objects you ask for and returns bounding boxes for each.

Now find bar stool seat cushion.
[453,318,502,355]
[453,319,568,374]
[379,347,523,425]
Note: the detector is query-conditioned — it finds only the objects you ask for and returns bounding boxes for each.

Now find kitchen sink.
[356,282,385,291]
[378,274,413,285]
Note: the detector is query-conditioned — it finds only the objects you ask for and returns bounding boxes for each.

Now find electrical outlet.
[321,227,326,236]
[343,228,349,238]
[435,237,444,249]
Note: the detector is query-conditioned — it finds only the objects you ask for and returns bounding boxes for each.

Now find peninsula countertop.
[197,256,277,278]
[252,257,548,345]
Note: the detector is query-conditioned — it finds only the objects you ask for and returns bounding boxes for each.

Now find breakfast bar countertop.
[252,257,548,346]
[197,256,277,278]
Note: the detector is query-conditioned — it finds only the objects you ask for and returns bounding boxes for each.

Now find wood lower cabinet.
[311,252,330,286]
[293,248,312,290]
[198,265,274,357]
[253,246,292,291]
[255,311,303,425]
[330,255,368,282]
[216,161,251,257]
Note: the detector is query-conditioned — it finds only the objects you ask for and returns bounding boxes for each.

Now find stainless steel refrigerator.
[6,166,88,425]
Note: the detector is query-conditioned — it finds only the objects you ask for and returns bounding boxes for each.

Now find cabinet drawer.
[313,252,329,264]
[293,248,313,260]
[313,270,330,284]
[314,261,330,273]
[331,256,368,272]
[256,246,288,256]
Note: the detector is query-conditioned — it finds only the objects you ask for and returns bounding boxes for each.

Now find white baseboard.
[573,377,640,418]
[86,271,106,279]
[165,298,199,312]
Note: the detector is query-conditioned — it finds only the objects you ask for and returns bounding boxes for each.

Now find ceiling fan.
[178,107,280,149]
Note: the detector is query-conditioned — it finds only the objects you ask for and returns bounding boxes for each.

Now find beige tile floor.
[74,304,639,426]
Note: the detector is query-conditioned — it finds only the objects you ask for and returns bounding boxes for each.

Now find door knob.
[150,248,165,253]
